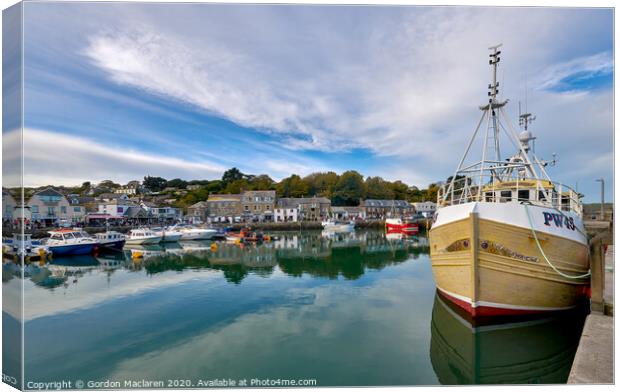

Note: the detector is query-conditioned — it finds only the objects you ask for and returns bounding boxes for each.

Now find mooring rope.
[523,203,591,279]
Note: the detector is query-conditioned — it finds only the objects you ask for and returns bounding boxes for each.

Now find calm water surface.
[2,229,586,387]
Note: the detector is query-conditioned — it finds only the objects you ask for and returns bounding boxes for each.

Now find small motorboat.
[94,231,126,251]
[125,228,162,245]
[45,229,98,256]
[3,233,51,261]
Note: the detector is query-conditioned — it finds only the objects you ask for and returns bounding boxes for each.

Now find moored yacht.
[429,45,589,317]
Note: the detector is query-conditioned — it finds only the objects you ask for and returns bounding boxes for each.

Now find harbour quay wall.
[4,219,433,239]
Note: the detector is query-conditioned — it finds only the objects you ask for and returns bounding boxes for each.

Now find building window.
[73,207,81,212]
[48,207,55,216]
[60,206,67,214]
[31,205,39,213]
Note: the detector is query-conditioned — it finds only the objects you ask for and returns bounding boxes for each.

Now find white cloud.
[3,128,227,187]
[81,7,612,165]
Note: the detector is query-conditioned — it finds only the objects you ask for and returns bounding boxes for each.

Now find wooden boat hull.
[429,202,589,317]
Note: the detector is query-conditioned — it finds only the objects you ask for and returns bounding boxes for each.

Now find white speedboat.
[321,220,355,233]
[173,225,217,241]
[125,228,162,245]
[152,227,182,243]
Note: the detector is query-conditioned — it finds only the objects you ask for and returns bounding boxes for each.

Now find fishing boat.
[45,229,98,256]
[125,228,162,245]
[429,45,589,317]
[94,231,126,251]
[321,219,355,233]
[385,218,419,234]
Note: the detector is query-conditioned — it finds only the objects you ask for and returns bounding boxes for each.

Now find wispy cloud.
[4,128,227,187]
[536,51,613,92]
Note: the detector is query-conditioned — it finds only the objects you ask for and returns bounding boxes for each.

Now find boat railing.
[437,173,583,216]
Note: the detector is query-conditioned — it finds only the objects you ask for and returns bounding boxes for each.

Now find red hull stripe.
[436,288,572,317]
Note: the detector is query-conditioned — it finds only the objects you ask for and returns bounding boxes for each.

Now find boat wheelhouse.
[429,45,589,317]
[125,228,162,245]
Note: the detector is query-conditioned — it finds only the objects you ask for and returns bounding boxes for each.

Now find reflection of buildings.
[5,230,430,287]
[430,292,586,385]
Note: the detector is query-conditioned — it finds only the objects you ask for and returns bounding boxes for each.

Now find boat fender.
[210,243,218,251]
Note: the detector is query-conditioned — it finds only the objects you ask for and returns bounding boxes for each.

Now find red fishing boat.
[385,218,419,234]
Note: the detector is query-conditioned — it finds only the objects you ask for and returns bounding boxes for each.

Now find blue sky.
[5,3,614,202]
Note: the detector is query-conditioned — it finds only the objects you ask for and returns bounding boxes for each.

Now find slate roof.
[363,199,411,207]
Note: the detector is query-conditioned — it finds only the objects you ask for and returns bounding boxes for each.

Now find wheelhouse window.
[518,189,530,201]
[500,191,512,202]
[485,192,494,202]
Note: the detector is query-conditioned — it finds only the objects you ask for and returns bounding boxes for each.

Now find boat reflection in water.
[430,291,587,384]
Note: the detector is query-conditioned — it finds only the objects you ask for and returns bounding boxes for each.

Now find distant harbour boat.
[125,228,162,245]
[170,225,217,241]
[321,220,355,233]
[94,231,126,251]
[385,218,419,234]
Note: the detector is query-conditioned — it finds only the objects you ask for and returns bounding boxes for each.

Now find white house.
[274,199,300,222]
[98,198,136,217]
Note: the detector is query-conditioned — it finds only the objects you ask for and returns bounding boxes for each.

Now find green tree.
[222,167,244,185]
[223,179,250,194]
[304,171,339,198]
[249,174,276,190]
[276,174,309,198]
[425,183,440,202]
[333,171,365,206]
[389,180,409,200]
[143,176,167,192]
[365,176,394,200]
[166,178,188,189]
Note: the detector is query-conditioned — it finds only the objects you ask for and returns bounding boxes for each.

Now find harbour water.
[2,229,586,387]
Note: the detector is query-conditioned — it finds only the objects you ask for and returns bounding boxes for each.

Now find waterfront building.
[242,190,276,221]
[274,197,331,222]
[150,205,183,223]
[187,201,208,223]
[207,194,243,223]
[331,206,366,221]
[99,198,138,218]
[412,201,437,218]
[2,189,16,221]
[274,198,300,222]
[28,187,85,226]
[361,199,415,219]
